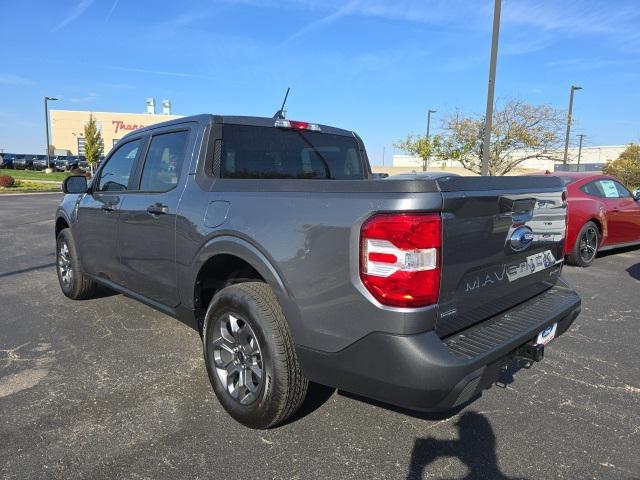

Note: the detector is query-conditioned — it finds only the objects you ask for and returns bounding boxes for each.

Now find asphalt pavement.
[1,193,639,480]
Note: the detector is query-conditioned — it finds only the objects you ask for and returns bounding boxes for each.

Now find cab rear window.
[220,125,364,180]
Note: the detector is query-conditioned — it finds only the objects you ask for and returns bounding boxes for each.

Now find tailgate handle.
[500,197,535,223]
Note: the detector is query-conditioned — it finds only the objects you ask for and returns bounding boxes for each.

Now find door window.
[598,180,622,198]
[97,139,141,192]
[139,130,189,192]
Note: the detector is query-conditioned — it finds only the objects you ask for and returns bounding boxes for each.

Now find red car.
[536,172,640,266]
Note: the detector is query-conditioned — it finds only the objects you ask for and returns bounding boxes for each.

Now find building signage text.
[112,120,146,134]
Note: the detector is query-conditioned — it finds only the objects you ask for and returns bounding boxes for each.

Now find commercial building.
[387,145,626,175]
[50,99,182,156]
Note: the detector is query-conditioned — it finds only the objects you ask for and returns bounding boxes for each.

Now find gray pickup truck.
[55,114,581,429]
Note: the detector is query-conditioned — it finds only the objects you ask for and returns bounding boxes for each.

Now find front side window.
[139,130,189,192]
[220,125,364,180]
[97,139,141,192]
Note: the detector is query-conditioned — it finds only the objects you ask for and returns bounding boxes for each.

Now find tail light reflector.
[360,213,441,308]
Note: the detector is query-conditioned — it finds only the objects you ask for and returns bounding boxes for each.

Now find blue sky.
[1,0,639,164]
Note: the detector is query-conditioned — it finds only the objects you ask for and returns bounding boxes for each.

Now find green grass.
[0,180,62,193]
[1,169,68,181]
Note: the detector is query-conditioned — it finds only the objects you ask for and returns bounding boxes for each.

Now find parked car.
[0,153,16,168]
[31,155,51,171]
[53,156,71,171]
[55,114,580,429]
[531,172,640,266]
[12,155,35,170]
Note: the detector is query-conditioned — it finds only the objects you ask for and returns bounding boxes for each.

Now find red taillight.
[360,213,441,308]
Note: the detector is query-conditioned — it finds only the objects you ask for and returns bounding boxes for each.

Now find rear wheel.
[56,229,97,299]
[567,221,599,267]
[203,282,308,429]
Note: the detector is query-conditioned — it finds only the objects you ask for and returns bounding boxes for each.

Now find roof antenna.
[273,87,290,119]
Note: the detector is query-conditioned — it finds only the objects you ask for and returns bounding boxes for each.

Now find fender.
[181,234,289,311]
[182,234,306,344]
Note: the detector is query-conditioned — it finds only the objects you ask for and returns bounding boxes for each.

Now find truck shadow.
[406,411,528,480]
[626,263,640,281]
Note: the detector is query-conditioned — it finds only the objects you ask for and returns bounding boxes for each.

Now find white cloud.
[52,0,96,32]
[0,74,34,86]
[83,63,220,81]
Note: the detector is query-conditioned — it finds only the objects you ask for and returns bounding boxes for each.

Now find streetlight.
[425,109,437,172]
[576,134,586,171]
[562,85,582,165]
[44,96,59,170]
[481,0,502,176]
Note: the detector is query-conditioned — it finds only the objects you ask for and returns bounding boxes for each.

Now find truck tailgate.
[435,176,566,337]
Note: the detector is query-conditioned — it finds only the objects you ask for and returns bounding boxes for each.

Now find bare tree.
[440,99,567,175]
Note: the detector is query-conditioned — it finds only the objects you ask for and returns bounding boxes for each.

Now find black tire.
[202,282,308,429]
[567,221,600,267]
[56,228,97,299]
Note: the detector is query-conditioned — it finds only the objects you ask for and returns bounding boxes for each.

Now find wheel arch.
[55,215,70,239]
[187,236,295,334]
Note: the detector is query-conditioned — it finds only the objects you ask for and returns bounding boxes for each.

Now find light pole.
[563,85,582,165]
[481,0,502,176]
[425,109,437,172]
[44,96,59,169]
[576,134,585,171]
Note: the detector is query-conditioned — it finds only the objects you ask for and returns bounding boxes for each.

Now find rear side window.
[97,139,141,192]
[220,125,363,180]
[139,130,189,192]
[580,181,604,197]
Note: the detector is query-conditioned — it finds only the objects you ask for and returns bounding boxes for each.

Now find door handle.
[147,203,168,215]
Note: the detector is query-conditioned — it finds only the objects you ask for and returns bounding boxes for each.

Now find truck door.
[115,128,192,307]
[76,138,144,280]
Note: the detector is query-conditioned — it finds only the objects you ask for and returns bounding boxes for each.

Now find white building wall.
[393,145,626,170]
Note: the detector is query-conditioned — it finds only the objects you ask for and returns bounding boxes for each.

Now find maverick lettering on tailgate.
[464,250,559,293]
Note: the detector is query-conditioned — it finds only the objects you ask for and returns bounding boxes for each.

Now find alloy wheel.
[57,240,73,288]
[211,312,263,405]
[579,227,598,263]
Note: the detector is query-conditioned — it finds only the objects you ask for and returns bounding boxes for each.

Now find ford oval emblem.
[510,226,534,252]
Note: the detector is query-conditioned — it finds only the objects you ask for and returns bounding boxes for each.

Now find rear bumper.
[297,279,580,411]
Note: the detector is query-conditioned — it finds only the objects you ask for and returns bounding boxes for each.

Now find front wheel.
[203,282,308,429]
[567,221,600,267]
[56,229,97,299]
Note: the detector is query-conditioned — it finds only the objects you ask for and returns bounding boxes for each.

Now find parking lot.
[1,193,638,480]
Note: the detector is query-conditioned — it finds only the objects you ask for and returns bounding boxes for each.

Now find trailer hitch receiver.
[515,343,544,363]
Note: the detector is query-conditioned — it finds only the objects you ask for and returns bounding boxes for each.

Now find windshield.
[221,125,364,180]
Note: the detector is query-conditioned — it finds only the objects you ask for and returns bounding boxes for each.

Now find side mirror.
[63,175,88,194]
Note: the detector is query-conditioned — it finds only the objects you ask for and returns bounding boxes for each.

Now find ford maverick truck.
[55,114,581,428]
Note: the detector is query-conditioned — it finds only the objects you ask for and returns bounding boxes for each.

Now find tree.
[83,113,103,174]
[438,99,567,175]
[602,143,640,189]
[393,134,444,171]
